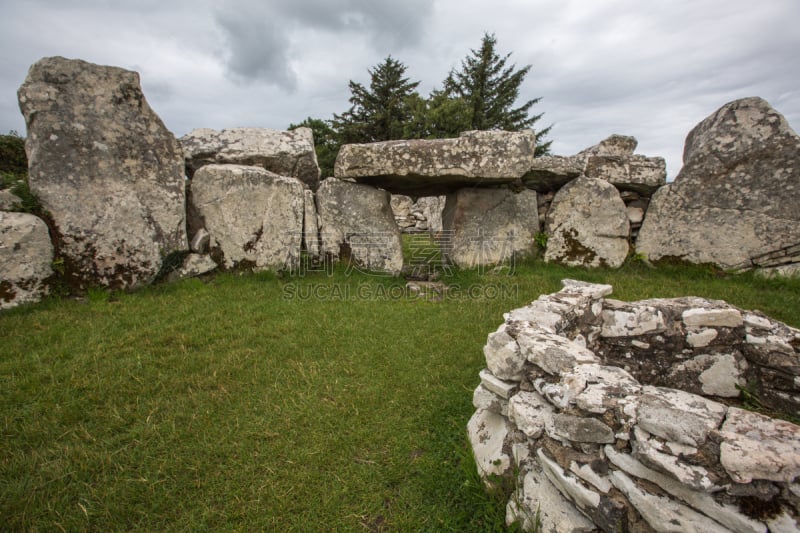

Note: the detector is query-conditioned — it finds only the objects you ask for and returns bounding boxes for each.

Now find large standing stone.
[316,178,403,275]
[442,188,539,268]
[17,57,187,289]
[637,97,800,269]
[0,211,53,310]
[180,127,320,190]
[545,177,630,268]
[189,164,304,271]
[334,130,536,196]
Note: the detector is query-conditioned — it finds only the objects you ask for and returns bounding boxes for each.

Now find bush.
[0,131,27,177]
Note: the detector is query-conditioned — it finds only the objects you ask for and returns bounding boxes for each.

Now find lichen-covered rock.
[189,164,304,271]
[719,407,800,484]
[180,127,320,189]
[334,130,536,196]
[637,97,800,269]
[522,155,582,192]
[576,134,639,159]
[316,178,403,275]
[441,188,538,269]
[545,177,629,268]
[637,386,727,447]
[18,56,187,290]
[0,211,53,310]
[467,408,512,479]
[583,154,666,195]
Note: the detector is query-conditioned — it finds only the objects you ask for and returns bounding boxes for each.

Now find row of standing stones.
[2,57,800,310]
[470,280,800,532]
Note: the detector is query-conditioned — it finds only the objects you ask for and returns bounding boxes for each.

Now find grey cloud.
[213,0,433,88]
[216,11,298,89]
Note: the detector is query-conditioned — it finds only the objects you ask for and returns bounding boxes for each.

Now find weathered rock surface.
[0,211,53,309]
[583,154,667,195]
[316,178,403,275]
[18,56,187,289]
[180,127,320,190]
[467,408,512,479]
[441,188,538,268]
[334,130,536,196]
[523,135,666,195]
[189,164,304,271]
[719,407,800,484]
[0,190,21,211]
[522,155,582,192]
[163,253,218,283]
[576,134,639,159]
[637,97,800,269]
[545,177,629,268]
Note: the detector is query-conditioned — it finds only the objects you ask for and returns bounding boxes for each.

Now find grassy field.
[2,252,799,531]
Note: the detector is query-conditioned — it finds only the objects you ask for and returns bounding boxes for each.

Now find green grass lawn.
[2,253,799,531]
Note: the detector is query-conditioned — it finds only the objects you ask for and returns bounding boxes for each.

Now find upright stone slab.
[180,127,320,190]
[334,130,536,196]
[545,177,629,268]
[0,212,53,309]
[17,57,187,290]
[442,188,539,269]
[189,164,304,271]
[316,178,403,275]
[637,97,800,269]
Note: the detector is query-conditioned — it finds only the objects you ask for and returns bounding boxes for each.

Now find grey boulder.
[545,177,630,268]
[180,127,321,190]
[637,97,800,269]
[17,57,187,290]
[0,211,53,310]
[189,164,304,272]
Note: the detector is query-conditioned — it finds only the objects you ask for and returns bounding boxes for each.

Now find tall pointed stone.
[18,57,187,289]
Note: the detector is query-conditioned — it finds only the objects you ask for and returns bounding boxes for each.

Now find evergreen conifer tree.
[332,56,421,144]
[444,33,551,155]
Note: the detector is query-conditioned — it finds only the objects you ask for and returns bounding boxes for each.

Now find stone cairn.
[3,56,799,311]
[469,279,800,532]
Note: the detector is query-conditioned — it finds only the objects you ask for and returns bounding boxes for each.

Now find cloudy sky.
[1,0,798,178]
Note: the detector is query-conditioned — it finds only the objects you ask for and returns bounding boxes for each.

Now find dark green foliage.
[332,56,422,144]
[0,131,27,176]
[403,90,473,140]
[443,33,552,155]
[288,117,339,179]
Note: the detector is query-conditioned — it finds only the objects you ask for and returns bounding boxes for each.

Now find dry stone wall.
[470,280,800,532]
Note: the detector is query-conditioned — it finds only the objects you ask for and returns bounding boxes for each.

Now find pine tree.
[332,56,421,144]
[444,33,552,155]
